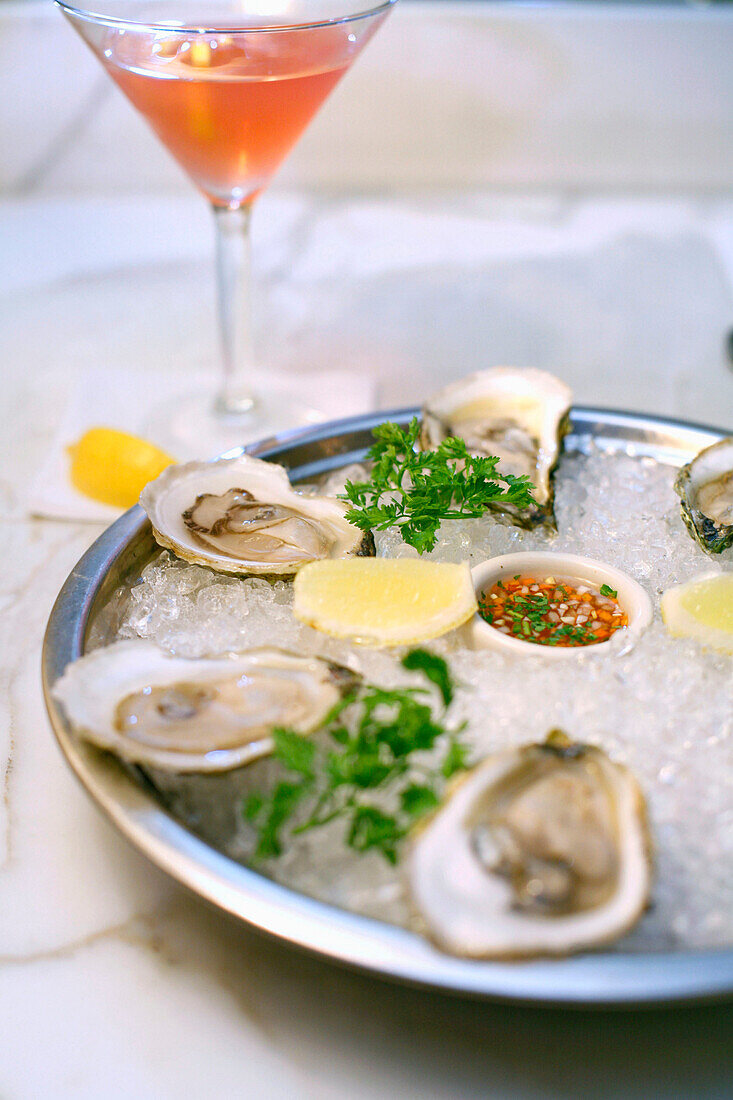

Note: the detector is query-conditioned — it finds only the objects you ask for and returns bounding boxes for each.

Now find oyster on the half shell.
[420,367,572,527]
[674,437,733,554]
[52,641,359,772]
[140,454,374,575]
[406,730,651,958]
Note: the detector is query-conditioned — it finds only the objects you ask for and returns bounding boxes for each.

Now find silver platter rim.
[42,406,733,1008]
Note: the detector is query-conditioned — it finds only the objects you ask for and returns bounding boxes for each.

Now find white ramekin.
[468,551,653,659]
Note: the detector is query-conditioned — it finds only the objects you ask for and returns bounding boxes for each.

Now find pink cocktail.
[57,1,395,443]
[104,22,372,207]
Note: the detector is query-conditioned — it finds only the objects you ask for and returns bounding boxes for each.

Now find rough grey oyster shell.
[52,641,359,772]
[406,730,652,959]
[140,454,374,576]
[419,366,572,528]
[674,437,733,554]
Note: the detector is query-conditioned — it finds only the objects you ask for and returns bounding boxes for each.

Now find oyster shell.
[52,641,358,772]
[140,454,373,575]
[419,367,572,527]
[674,437,733,554]
[406,730,651,958]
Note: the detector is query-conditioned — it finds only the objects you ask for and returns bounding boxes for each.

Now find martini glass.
[56,0,395,453]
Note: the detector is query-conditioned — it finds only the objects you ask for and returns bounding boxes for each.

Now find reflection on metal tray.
[42,408,733,1007]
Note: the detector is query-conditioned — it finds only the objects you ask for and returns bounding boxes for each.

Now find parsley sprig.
[339,418,535,554]
[243,650,468,865]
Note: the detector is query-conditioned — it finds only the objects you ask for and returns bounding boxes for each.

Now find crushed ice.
[113,447,733,952]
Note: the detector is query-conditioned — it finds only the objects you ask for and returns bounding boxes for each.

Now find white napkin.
[28,366,378,523]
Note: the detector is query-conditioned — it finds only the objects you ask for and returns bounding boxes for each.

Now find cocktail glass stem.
[213,203,257,418]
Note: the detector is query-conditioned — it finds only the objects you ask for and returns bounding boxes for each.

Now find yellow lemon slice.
[68,427,175,510]
[660,572,733,655]
[292,558,478,647]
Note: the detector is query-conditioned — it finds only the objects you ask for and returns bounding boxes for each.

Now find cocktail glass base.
[143,387,326,460]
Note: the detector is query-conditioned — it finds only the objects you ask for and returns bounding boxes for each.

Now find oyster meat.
[140,454,374,575]
[420,367,572,527]
[53,641,358,772]
[406,730,651,958]
[674,437,733,554]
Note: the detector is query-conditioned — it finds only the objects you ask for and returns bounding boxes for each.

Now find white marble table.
[1,190,732,1098]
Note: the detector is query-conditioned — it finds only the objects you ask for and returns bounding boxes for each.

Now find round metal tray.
[42,407,733,1007]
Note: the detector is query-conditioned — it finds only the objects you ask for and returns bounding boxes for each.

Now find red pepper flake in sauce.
[478,574,628,648]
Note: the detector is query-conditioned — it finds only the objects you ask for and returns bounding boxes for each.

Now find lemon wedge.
[292,558,478,646]
[67,428,175,510]
[660,572,733,655]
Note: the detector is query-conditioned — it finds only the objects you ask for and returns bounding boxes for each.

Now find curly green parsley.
[338,418,535,554]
